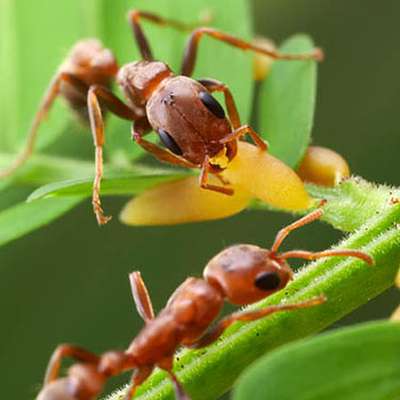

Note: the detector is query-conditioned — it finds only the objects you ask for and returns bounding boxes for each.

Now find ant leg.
[198,78,241,129]
[123,366,154,400]
[127,10,199,60]
[280,249,374,265]
[44,344,99,384]
[129,271,155,323]
[219,124,268,151]
[158,357,191,400]
[199,156,234,195]
[188,296,326,349]
[270,207,325,253]
[131,123,197,169]
[181,27,323,77]
[87,85,139,226]
[0,72,89,179]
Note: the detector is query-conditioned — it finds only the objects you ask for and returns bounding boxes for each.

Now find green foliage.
[0,0,252,244]
[105,187,400,399]
[0,196,82,247]
[233,321,400,400]
[258,35,317,167]
[2,2,400,400]
[28,167,190,200]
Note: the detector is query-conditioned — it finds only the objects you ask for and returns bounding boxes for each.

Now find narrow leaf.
[0,153,94,188]
[258,35,318,167]
[233,321,400,400]
[105,201,400,400]
[0,0,98,152]
[0,197,83,247]
[28,169,190,200]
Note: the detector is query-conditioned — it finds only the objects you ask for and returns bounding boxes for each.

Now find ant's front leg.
[131,123,196,169]
[220,124,268,151]
[129,271,155,323]
[0,72,86,178]
[199,156,234,196]
[181,27,323,77]
[198,78,241,129]
[87,85,138,225]
[188,296,326,349]
[43,344,99,384]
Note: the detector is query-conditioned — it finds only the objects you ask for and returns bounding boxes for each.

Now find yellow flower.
[297,146,350,187]
[120,142,312,226]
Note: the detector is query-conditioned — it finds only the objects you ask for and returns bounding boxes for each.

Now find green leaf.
[233,321,400,400]
[104,185,400,400]
[0,0,98,152]
[258,35,317,167]
[0,196,83,247]
[28,167,191,200]
[0,153,95,188]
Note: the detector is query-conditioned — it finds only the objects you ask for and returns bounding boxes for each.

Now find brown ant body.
[1,10,323,225]
[36,208,373,400]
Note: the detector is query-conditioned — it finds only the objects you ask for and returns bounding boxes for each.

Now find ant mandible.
[1,10,323,225]
[36,207,373,400]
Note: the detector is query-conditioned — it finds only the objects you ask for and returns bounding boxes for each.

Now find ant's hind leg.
[0,72,88,179]
[44,344,99,384]
[181,27,323,77]
[129,271,155,323]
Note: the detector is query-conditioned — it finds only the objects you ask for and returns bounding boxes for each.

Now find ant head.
[117,60,173,107]
[204,244,293,305]
[69,39,119,80]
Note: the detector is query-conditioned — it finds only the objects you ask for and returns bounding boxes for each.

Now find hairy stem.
[105,177,400,400]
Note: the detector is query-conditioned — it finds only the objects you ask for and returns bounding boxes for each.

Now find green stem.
[105,177,400,400]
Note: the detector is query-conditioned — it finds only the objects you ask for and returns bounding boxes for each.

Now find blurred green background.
[1,0,400,399]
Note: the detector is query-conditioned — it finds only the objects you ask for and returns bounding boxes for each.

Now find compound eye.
[254,271,281,291]
[158,129,183,155]
[199,91,225,119]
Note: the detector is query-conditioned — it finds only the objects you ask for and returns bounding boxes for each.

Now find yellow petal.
[120,176,252,226]
[297,146,350,187]
[252,36,276,81]
[222,142,312,210]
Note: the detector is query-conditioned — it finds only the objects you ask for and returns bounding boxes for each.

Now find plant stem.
[105,177,400,400]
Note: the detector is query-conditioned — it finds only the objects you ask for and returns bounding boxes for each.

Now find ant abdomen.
[36,379,76,400]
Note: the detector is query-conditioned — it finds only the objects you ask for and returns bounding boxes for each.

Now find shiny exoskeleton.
[36,207,373,400]
[1,10,323,225]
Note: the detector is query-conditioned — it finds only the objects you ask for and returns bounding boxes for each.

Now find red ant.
[1,10,323,225]
[36,207,373,400]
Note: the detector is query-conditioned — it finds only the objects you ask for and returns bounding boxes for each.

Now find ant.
[1,10,323,225]
[36,207,373,400]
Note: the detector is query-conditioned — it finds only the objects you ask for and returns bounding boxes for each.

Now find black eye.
[254,272,281,291]
[199,91,225,119]
[158,129,183,155]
